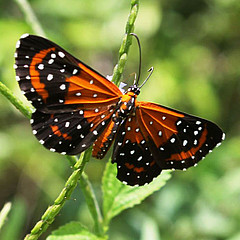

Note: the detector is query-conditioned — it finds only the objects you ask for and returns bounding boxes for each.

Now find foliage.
[0,0,239,239]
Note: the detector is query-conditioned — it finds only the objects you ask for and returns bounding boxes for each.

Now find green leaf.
[46,221,106,240]
[102,160,171,225]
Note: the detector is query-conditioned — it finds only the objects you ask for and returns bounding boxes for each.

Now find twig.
[67,155,104,237]
[0,81,32,119]
[79,173,104,236]
[111,0,139,86]
[24,149,92,240]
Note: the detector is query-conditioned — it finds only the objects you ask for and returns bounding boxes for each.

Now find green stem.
[111,0,139,86]
[79,173,104,237]
[67,155,104,237]
[24,149,91,240]
[0,81,32,119]
[14,0,46,36]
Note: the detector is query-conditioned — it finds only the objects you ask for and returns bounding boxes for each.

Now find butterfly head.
[127,85,140,95]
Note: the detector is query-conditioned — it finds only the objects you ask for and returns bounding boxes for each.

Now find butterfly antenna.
[130,33,142,86]
[139,67,154,89]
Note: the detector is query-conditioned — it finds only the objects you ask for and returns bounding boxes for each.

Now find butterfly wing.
[136,102,224,170]
[15,34,122,155]
[112,101,224,186]
[31,106,115,155]
[112,115,162,186]
[15,34,122,112]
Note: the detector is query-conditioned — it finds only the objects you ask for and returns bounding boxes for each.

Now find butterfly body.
[15,34,225,186]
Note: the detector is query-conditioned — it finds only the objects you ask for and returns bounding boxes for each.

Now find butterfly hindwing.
[15,34,121,113]
[136,102,224,170]
[112,115,162,186]
[31,105,115,155]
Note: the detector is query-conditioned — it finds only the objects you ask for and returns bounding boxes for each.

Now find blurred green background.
[0,0,239,239]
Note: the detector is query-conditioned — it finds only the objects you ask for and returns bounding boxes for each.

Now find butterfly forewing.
[15,34,123,155]
[15,34,121,113]
[136,102,224,170]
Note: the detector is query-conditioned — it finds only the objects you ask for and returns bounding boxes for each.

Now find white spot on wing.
[60,84,66,90]
[16,40,20,48]
[46,74,53,81]
[73,69,78,75]
[20,33,29,39]
[48,59,54,64]
[38,64,44,70]
[183,140,188,146]
[222,133,225,140]
[176,120,182,126]
[58,51,65,58]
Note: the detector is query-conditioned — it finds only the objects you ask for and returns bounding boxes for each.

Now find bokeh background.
[0,0,240,239]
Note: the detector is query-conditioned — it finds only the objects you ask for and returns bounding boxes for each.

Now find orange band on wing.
[125,163,145,173]
[29,47,55,102]
[167,127,208,161]
[50,125,72,140]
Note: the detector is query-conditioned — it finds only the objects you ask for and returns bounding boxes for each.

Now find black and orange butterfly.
[14,34,224,186]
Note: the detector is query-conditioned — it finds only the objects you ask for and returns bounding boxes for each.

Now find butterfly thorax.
[114,84,140,118]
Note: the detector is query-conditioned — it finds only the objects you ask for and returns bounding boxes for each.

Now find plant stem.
[0,81,32,119]
[111,0,139,86]
[67,155,104,237]
[79,173,104,236]
[14,0,46,37]
[24,149,92,240]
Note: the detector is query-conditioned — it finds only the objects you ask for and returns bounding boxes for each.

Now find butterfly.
[14,34,225,186]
